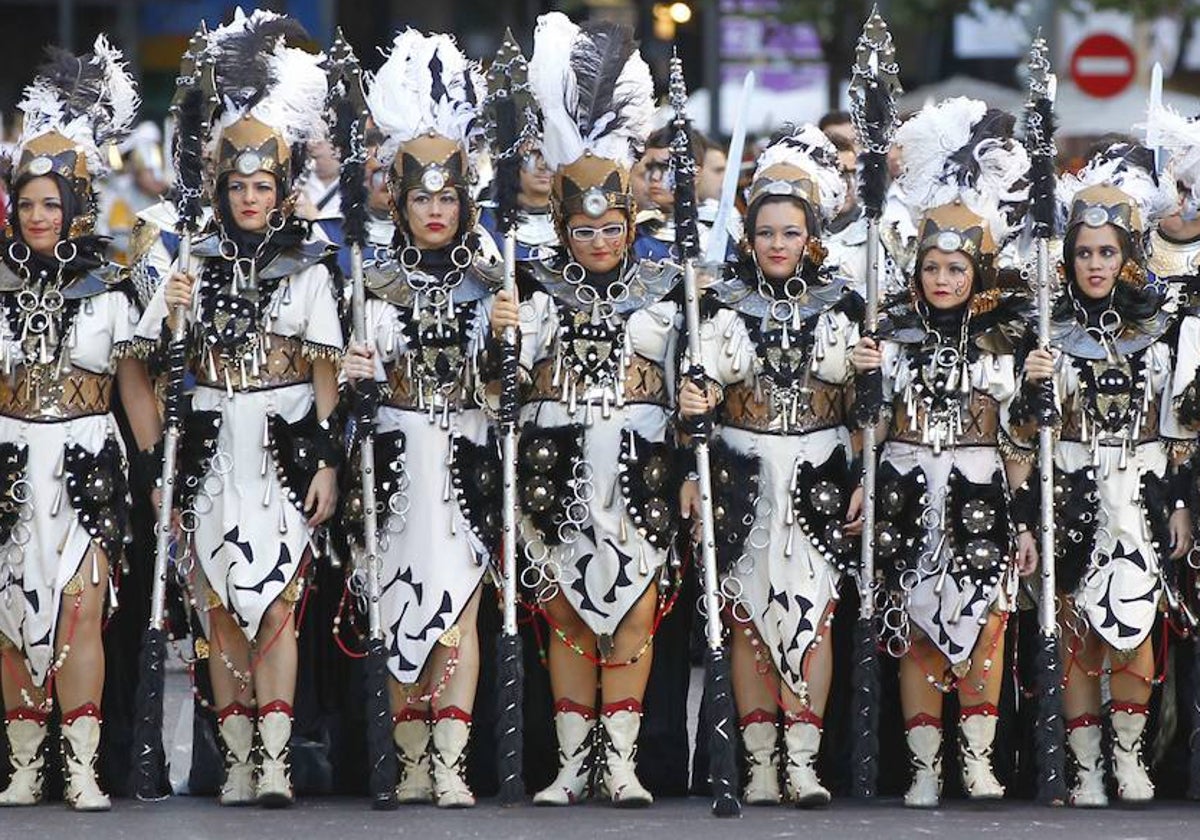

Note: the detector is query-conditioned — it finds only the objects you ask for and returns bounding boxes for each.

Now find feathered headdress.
[12,34,139,224]
[528,11,653,221]
[1142,102,1200,217]
[892,97,1029,275]
[365,29,482,197]
[205,7,327,190]
[1057,141,1175,247]
[746,124,845,229]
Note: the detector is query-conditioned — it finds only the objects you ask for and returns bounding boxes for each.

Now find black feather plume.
[572,21,637,140]
[1027,98,1057,237]
[36,46,107,122]
[212,14,309,111]
[857,83,891,219]
[670,56,700,261]
[947,108,1017,189]
[173,85,205,234]
[334,100,368,248]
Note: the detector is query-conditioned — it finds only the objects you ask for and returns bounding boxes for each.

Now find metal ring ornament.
[399,246,422,270]
[935,346,960,369]
[53,240,78,265]
[267,209,286,232]
[179,509,200,534]
[450,244,473,269]
[388,492,411,517]
[605,281,631,304]
[734,553,756,576]
[219,238,239,260]
[9,522,31,547]
[7,241,30,266]
[746,524,770,550]
[770,299,794,324]
[784,276,808,301]
[536,582,560,604]
[520,563,545,589]
[210,452,234,476]
[921,506,942,530]
[41,289,64,313]
[203,474,224,497]
[556,521,580,545]
[886,634,911,658]
[1188,546,1200,571]
[562,261,587,285]
[899,568,921,593]
[524,540,550,566]
[565,501,589,526]
[347,568,368,598]
[191,492,214,515]
[883,605,907,632]
[720,575,744,601]
[1099,308,1123,336]
[16,289,39,313]
[730,598,754,624]
[9,479,31,506]
[572,461,595,484]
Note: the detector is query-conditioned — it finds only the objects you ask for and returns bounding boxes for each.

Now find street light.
[653,2,692,40]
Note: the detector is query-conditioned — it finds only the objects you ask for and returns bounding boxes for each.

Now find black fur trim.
[792,444,860,574]
[517,423,584,548]
[709,438,761,576]
[617,429,679,550]
[267,407,342,516]
[874,462,928,591]
[63,437,128,562]
[451,431,502,557]
[946,467,1012,589]
[1053,465,1099,594]
[0,443,28,545]
[175,410,222,513]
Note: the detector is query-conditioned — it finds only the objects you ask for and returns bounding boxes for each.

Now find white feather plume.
[893,96,1029,248]
[1058,142,1177,233]
[752,124,845,225]
[366,29,483,166]
[529,11,653,173]
[16,33,140,178]
[1140,102,1200,213]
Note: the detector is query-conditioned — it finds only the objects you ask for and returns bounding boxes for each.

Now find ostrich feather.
[1140,102,1200,214]
[529,11,652,172]
[752,123,846,225]
[1057,141,1177,233]
[366,29,483,166]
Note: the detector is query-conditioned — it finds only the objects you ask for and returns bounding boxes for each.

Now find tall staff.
[481,31,538,805]
[847,7,901,800]
[326,31,398,810]
[131,28,213,800]
[673,53,740,818]
[1024,34,1067,806]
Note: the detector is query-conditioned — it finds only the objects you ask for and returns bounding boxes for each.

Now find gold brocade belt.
[192,335,312,392]
[383,361,469,411]
[1059,393,1159,446]
[719,376,846,434]
[0,364,112,422]
[888,391,1001,446]
[526,353,669,407]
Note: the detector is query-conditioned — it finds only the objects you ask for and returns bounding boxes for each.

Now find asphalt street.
[3,661,1197,839]
[1,796,1198,840]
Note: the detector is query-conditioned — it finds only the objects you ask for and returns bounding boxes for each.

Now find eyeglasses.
[569,222,627,242]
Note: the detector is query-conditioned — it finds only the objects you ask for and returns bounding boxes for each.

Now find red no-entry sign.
[1071,33,1136,98]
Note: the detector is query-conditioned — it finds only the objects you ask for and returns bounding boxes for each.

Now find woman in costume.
[676,125,859,807]
[340,29,496,809]
[851,99,1037,808]
[489,12,677,807]
[134,10,341,807]
[0,36,154,812]
[1023,141,1193,807]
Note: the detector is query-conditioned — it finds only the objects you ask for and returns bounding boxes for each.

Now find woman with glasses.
[339,30,499,808]
[489,13,677,807]
[676,125,859,807]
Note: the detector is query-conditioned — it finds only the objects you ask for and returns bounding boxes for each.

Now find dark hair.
[743,194,816,255]
[818,111,851,130]
[828,133,855,154]
[1054,221,1160,321]
[645,125,709,158]
[11,172,78,245]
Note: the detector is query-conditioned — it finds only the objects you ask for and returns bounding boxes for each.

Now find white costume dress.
[695,273,859,695]
[0,260,138,685]
[514,259,681,648]
[134,228,344,640]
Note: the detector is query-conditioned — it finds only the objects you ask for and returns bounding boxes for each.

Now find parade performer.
[0,37,157,811]
[489,12,678,807]
[1022,140,1193,807]
[132,10,340,807]
[851,98,1036,808]
[339,29,496,809]
[478,143,558,264]
[677,125,859,807]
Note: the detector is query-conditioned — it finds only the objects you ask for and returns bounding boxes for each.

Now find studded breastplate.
[1061,352,1157,445]
[382,298,482,418]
